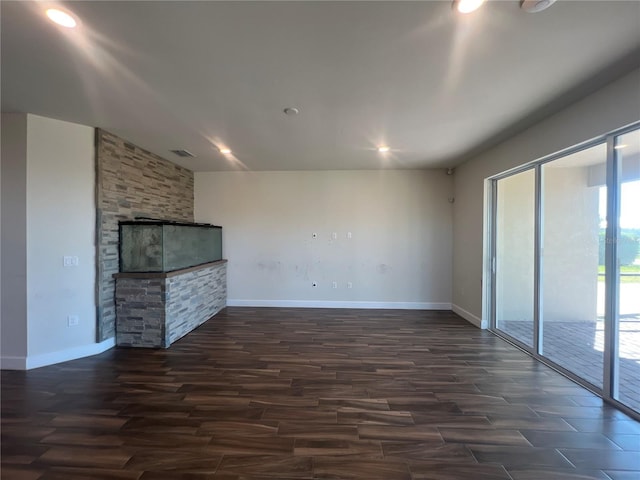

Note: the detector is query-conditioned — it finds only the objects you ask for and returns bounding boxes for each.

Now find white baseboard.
[1,338,116,371]
[227,299,452,310]
[0,356,27,370]
[452,303,487,329]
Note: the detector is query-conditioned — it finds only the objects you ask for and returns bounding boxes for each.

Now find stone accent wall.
[166,262,227,345]
[115,278,166,348]
[115,262,227,348]
[96,130,194,341]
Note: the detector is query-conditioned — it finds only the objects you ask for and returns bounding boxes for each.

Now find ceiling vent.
[170,149,195,158]
[520,0,557,13]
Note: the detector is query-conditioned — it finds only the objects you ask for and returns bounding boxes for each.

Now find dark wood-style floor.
[2,308,639,479]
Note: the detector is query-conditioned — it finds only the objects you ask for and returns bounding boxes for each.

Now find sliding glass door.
[494,169,535,348]
[614,129,640,412]
[541,143,606,389]
[490,124,640,417]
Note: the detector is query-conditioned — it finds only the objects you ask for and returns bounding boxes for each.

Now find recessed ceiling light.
[377,146,390,153]
[46,8,77,28]
[219,148,232,155]
[453,0,485,14]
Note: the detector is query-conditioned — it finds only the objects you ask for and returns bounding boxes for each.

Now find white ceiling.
[2,1,639,172]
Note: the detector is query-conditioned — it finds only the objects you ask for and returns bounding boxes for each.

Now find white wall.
[195,170,453,309]
[452,68,640,327]
[1,114,113,370]
[1,113,28,367]
[26,114,99,361]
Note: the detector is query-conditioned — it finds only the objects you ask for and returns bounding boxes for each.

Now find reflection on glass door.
[614,129,640,412]
[495,169,535,348]
[541,144,606,388]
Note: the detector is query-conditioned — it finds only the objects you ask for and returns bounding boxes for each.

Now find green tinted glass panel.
[120,224,164,272]
[162,225,222,271]
[119,223,222,273]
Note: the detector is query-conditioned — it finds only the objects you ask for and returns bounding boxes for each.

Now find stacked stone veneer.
[96,130,194,341]
[116,261,227,348]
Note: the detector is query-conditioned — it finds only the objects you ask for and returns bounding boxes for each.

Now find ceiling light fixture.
[377,146,390,153]
[453,0,485,14]
[45,8,77,28]
[283,107,299,116]
[219,148,232,155]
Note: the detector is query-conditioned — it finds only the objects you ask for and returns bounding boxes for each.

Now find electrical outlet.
[67,315,79,327]
[312,282,318,287]
[63,256,79,267]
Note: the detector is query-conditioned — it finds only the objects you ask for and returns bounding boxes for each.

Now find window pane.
[615,129,640,412]
[495,169,535,347]
[541,144,606,388]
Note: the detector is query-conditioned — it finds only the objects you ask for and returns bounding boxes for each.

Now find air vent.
[170,149,195,158]
[520,0,557,13]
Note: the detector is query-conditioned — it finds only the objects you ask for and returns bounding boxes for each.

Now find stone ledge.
[113,259,228,279]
